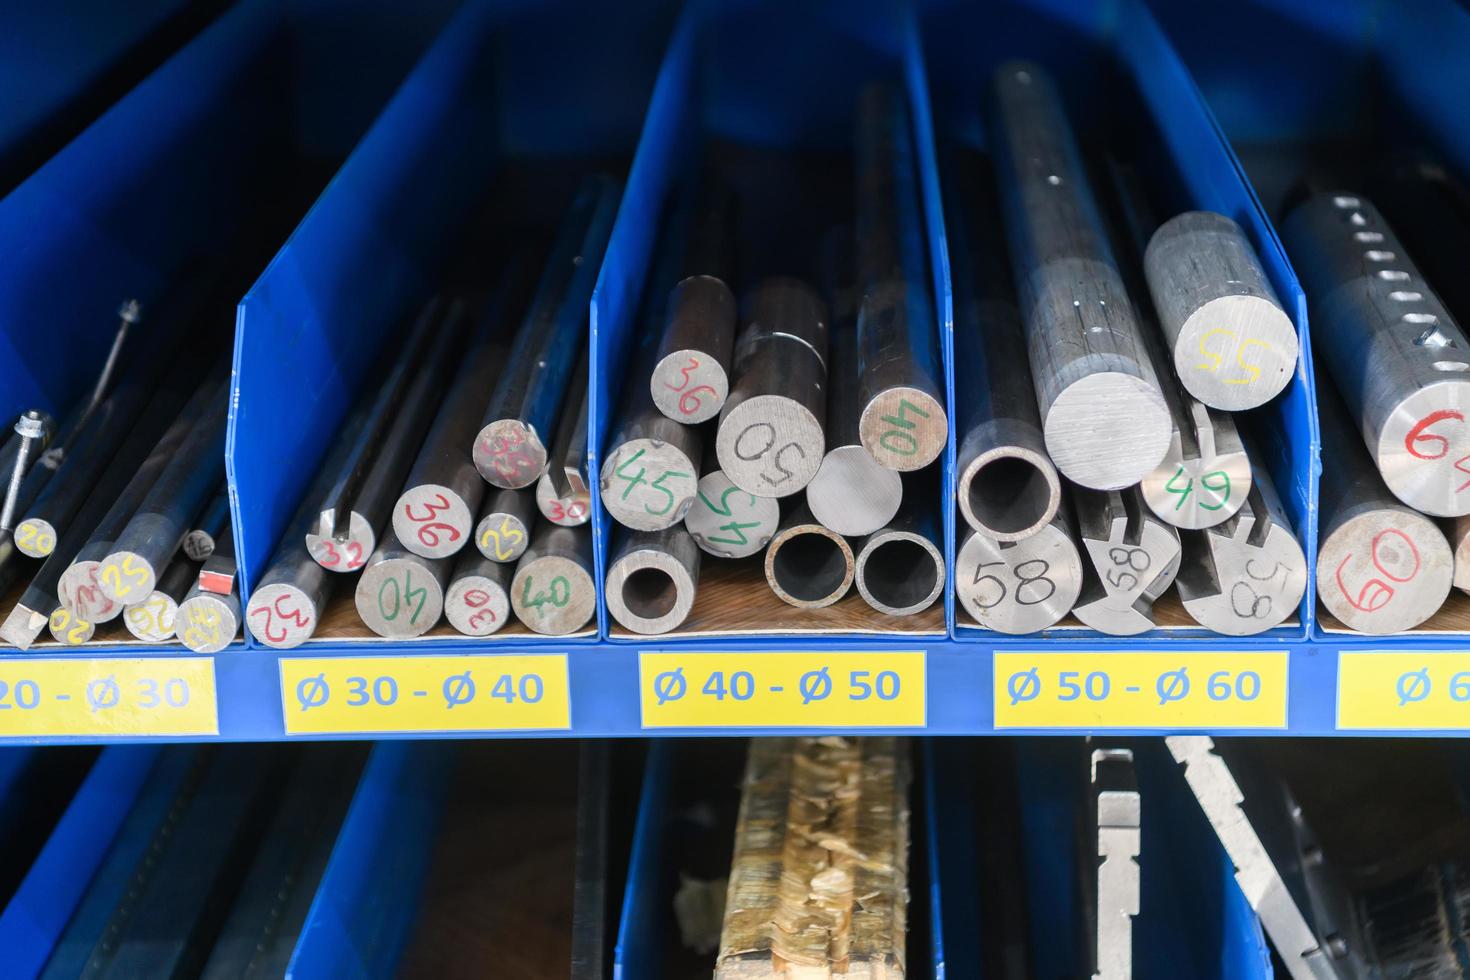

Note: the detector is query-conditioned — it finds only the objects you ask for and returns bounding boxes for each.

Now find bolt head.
[118,299,142,323]
[15,411,44,439]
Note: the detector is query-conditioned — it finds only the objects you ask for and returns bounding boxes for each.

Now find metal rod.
[1091,747,1141,980]
[1071,485,1181,635]
[443,541,513,637]
[0,411,46,532]
[353,524,451,639]
[1315,376,1451,633]
[509,521,596,636]
[474,175,621,489]
[84,300,141,418]
[989,61,1170,489]
[196,513,235,596]
[683,456,780,559]
[854,505,944,617]
[956,503,1084,634]
[540,348,590,525]
[716,278,829,497]
[393,298,499,560]
[176,582,240,653]
[123,555,201,642]
[763,500,854,609]
[182,486,230,562]
[605,524,700,635]
[948,152,1060,541]
[473,487,538,564]
[1283,192,1470,517]
[854,83,948,471]
[45,598,94,646]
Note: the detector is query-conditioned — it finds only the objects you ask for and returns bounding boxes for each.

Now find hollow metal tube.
[474,175,621,489]
[989,61,1171,489]
[510,521,596,636]
[763,501,853,609]
[854,505,944,617]
[354,524,451,639]
[956,499,1084,634]
[1071,485,1181,636]
[1282,192,1470,517]
[605,525,701,635]
[443,541,514,637]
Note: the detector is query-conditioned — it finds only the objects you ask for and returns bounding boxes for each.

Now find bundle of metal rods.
[603,84,948,635]
[246,175,618,647]
[951,60,1305,637]
[0,302,243,653]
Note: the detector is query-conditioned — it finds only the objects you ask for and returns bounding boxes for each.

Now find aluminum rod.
[716,278,829,497]
[509,521,596,636]
[1283,192,1470,517]
[990,61,1170,489]
[540,349,590,526]
[854,506,944,617]
[354,524,451,639]
[683,462,780,559]
[605,525,700,635]
[45,599,94,646]
[1316,377,1451,633]
[956,504,1084,634]
[854,83,947,471]
[763,501,854,609]
[176,582,240,653]
[123,555,200,642]
[443,542,513,637]
[1072,485,1181,635]
[474,175,620,489]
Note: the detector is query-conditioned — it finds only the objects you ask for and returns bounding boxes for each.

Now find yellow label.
[639,652,925,729]
[0,658,217,736]
[279,655,570,734]
[993,652,1288,729]
[1336,652,1470,730]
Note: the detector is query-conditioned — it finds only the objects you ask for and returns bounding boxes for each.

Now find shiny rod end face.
[1178,524,1306,636]
[764,522,854,609]
[536,472,590,527]
[600,440,699,531]
[651,348,730,425]
[806,446,903,537]
[95,550,157,606]
[1140,418,1252,530]
[246,583,321,649]
[858,388,948,471]
[0,604,47,650]
[956,527,1082,634]
[393,484,474,560]
[1044,374,1172,490]
[58,561,121,623]
[475,511,532,563]
[306,510,373,573]
[1375,382,1470,517]
[683,471,780,559]
[355,557,445,639]
[855,530,944,616]
[510,556,596,635]
[1317,509,1452,633]
[473,419,548,489]
[1073,500,1181,636]
[715,395,824,497]
[176,591,240,654]
[606,548,697,634]
[48,606,95,646]
[12,517,56,559]
[1173,294,1297,410]
[958,446,1061,541]
[444,575,511,637]
[123,593,180,642]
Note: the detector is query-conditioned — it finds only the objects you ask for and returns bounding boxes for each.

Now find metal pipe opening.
[771,532,849,604]
[965,453,1055,536]
[621,566,679,622]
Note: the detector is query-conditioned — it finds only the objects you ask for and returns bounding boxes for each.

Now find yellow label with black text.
[280,655,570,734]
[0,658,216,736]
[994,652,1288,729]
[1337,652,1470,730]
[639,652,926,728]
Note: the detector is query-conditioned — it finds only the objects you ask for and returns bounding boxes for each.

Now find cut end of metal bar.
[607,547,697,634]
[176,591,240,653]
[474,419,549,489]
[59,560,122,623]
[856,530,944,617]
[1376,381,1470,516]
[684,471,780,559]
[807,445,903,537]
[475,511,532,563]
[393,483,475,560]
[1045,374,1172,490]
[123,592,181,642]
[1175,294,1297,411]
[1317,508,1452,633]
[1179,510,1307,636]
[716,395,825,498]
[858,387,948,471]
[12,517,57,558]
[182,529,216,562]
[958,446,1061,541]
[48,606,95,646]
[536,471,590,527]
[95,550,157,605]
[444,575,511,637]
[1141,433,1252,531]
[1074,499,1181,636]
[510,555,596,635]
[600,439,699,531]
[355,557,445,639]
[245,583,320,649]
[957,526,1082,634]
[764,522,854,608]
[306,510,374,573]
[0,603,47,650]
[651,348,730,425]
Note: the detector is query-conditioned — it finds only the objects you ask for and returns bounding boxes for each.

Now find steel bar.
[650,181,738,424]
[1454,516,1470,596]
[96,374,228,604]
[394,298,498,560]
[956,506,1084,634]
[605,525,700,634]
[949,153,1060,541]
[45,599,94,646]
[443,541,513,637]
[716,278,829,497]
[176,581,240,653]
[123,555,199,642]
[1176,453,1308,635]
[1283,192,1470,517]
[602,335,702,531]
[307,297,457,571]
[1316,377,1451,633]
[683,461,780,559]
[1072,485,1181,635]
[1144,211,1297,410]
[197,514,235,595]
[182,487,230,562]
[1370,154,1470,326]
[540,349,591,526]
[509,521,596,635]
[854,505,945,616]
[854,83,948,471]
[474,175,620,489]
[0,411,48,532]
[990,61,1170,489]
[474,486,538,564]
[1091,746,1140,980]
[354,524,450,639]
[763,500,854,609]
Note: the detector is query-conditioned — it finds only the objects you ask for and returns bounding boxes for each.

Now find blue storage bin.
[922,0,1316,642]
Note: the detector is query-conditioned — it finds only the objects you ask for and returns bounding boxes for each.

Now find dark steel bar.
[605,524,701,635]
[182,486,230,562]
[443,540,514,637]
[539,348,591,526]
[354,524,452,639]
[197,513,235,595]
[474,486,538,564]
[510,520,596,635]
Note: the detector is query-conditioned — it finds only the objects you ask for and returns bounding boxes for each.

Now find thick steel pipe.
[1144,211,1297,410]
[763,501,854,609]
[123,555,200,642]
[605,525,701,635]
[354,524,451,639]
[539,350,590,527]
[510,521,596,636]
[716,278,829,497]
[1316,377,1451,633]
[443,543,513,637]
[854,84,947,471]
[990,61,1170,489]
[683,455,780,560]
[176,582,240,653]
[854,507,944,617]
[956,503,1083,634]
[1071,485,1181,636]
[475,175,620,489]
[1283,192,1470,517]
